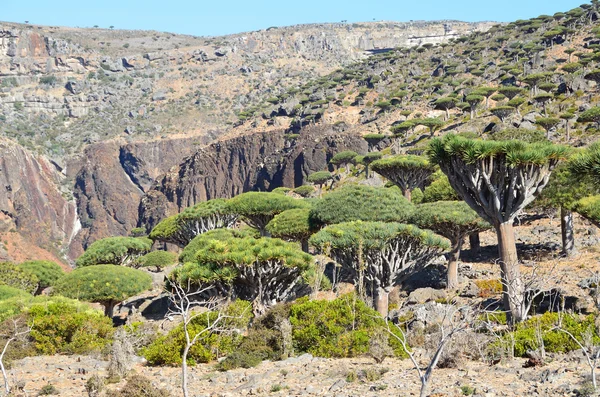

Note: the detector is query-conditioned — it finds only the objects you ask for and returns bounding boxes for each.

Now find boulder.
[407,287,447,304]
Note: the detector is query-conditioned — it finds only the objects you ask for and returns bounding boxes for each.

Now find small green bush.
[143,300,252,366]
[38,383,59,395]
[0,285,31,300]
[490,312,599,358]
[0,262,39,294]
[292,185,315,197]
[290,294,407,358]
[105,375,171,397]
[28,300,114,355]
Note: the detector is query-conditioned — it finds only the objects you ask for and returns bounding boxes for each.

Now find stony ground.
[10,350,591,397]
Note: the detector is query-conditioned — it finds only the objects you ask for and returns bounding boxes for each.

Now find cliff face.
[0,139,78,259]
[69,137,201,256]
[139,126,368,230]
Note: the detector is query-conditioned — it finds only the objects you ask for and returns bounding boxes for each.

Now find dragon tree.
[428,134,569,323]
[310,221,448,317]
[149,198,237,247]
[411,201,491,289]
[371,155,436,201]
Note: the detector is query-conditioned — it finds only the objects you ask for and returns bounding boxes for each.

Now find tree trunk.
[447,239,463,289]
[182,344,190,397]
[374,287,389,318]
[470,107,475,119]
[301,239,309,253]
[402,188,412,202]
[104,300,116,318]
[565,122,570,142]
[469,232,481,253]
[496,222,525,324]
[561,207,577,257]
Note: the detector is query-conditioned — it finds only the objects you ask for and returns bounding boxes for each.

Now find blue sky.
[2,0,587,37]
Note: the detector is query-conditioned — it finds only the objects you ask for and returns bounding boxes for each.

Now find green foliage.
[266,208,315,242]
[0,262,39,294]
[570,143,600,183]
[491,312,599,358]
[292,185,315,197]
[175,233,312,311]
[27,299,114,355]
[53,265,152,313]
[306,171,332,185]
[76,237,152,267]
[38,383,59,395]
[135,251,177,271]
[179,229,243,264]
[0,285,31,301]
[310,221,449,254]
[535,117,561,132]
[143,300,252,366]
[536,165,598,210]
[309,185,414,226]
[224,192,307,233]
[149,198,235,246]
[411,201,491,241]
[428,134,569,167]
[289,294,407,358]
[19,261,64,292]
[422,173,459,202]
[217,303,293,371]
[489,106,514,121]
[330,151,359,165]
[490,128,548,143]
[573,195,600,225]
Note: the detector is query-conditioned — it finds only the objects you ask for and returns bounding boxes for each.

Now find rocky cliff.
[139,125,367,231]
[0,139,77,261]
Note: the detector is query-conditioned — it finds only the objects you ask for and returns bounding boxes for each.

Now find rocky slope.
[0,20,494,161]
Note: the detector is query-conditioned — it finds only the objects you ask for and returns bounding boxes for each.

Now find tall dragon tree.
[310,221,448,317]
[428,134,568,323]
[371,155,436,202]
[570,143,600,228]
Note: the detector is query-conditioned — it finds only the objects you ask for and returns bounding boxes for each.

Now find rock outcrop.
[0,139,78,259]
[139,126,368,230]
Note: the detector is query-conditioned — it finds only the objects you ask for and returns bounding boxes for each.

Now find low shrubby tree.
[411,201,491,288]
[19,261,64,295]
[360,152,383,178]
[371,155,436,201]
[434,97,457,120]
[225,192,307,236]
[535,117,561,139]
[266,208,316,252]
[310,221,448,316]
[417,117,445,136]
[578,107,600,129]
[0,263,38,294]
[292,185,315,197]
[1,318,31,396]
[135,251,177,272]
[76,237,152,267]
[149,199,237,247]
[54,265,152,317]
[306,171,333,197]
[428,134,568,323]
[309,185,413,226]
[174,233,313,316]
[490,106,515,123]
[536,165,598,255]
[329,150,358,173]
[465,94,484,119]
